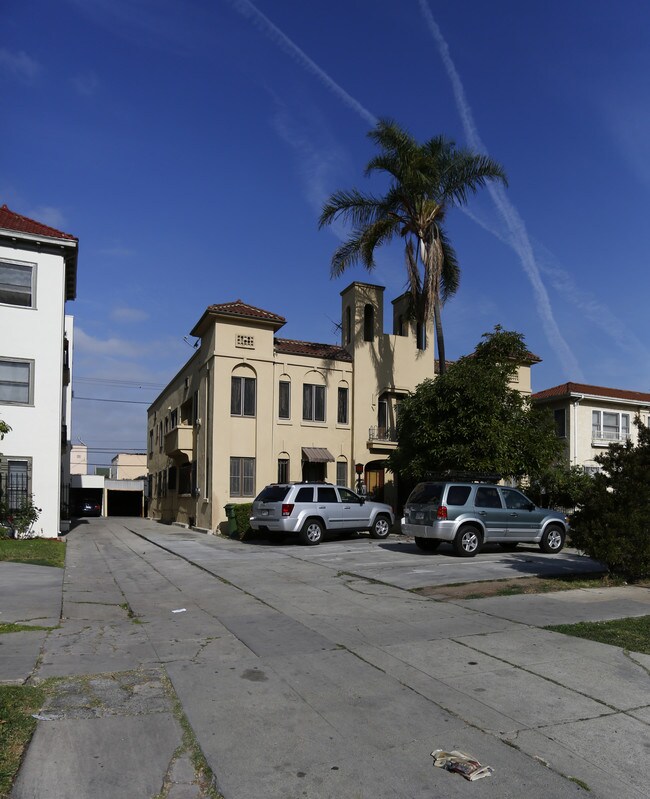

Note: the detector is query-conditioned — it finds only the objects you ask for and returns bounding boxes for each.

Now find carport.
[105,479,144,517]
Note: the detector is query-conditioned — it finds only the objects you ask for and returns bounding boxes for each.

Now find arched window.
[363,304,374,342]
[231,365,257,416]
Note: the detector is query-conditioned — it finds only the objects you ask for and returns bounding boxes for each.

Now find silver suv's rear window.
[446,486,472,506]
[256,485,290,502]
[407,483,444,505]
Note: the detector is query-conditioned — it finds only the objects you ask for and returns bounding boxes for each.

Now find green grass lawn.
[0,685,45,798]
[546,615,650,654]
[0,538,65,568]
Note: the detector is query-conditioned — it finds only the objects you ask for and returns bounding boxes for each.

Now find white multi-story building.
[532,382,650,473]
[0,204,78,537]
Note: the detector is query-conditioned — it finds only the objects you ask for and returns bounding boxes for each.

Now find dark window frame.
[277,457,289,483]
[278,380,291,419]
[302,383,326,422]
[230,457,256,497]
[231,376,256,417]
[337,386,349,425]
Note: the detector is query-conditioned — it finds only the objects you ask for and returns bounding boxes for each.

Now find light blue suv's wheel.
[453,525,483,557]
[539,525,565,554]
[300,518,324,546]
[369,514,391,539]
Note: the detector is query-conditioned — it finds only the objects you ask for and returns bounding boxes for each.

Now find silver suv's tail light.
[282,503,294,517]
[437,505,448,520]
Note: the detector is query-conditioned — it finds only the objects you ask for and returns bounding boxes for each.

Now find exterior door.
[302,461,325,482]
[336,486,369,529]
[500,488,545,541]
[474,486,509,540]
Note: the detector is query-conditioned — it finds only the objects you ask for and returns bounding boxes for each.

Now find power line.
[74,377,164,389]
[73,396,152,405]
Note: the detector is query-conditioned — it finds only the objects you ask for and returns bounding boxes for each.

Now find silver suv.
[250,483,394,545]
[402,480,568,557]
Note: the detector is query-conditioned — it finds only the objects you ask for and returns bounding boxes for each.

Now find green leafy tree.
[319,119,507,374]
[388,327,561,480]
[524,464,592,509]
[570,420,650,580]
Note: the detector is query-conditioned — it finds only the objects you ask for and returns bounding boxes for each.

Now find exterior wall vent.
[236,334,255,349]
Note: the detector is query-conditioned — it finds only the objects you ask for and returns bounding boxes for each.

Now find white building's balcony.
[592,429,630,447]
[164,425,194,461]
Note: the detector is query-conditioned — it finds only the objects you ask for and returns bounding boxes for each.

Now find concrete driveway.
[6,518,650,799]
[240,532,606,590]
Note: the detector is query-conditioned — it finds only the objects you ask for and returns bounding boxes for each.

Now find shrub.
[0,495,41,539]
[570,420,650,581]
[525,464,592,510]
[232,503,254,541]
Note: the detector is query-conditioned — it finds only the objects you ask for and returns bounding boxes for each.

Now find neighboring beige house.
[147,281,539,532]
[532,382,650,473]
[70,443,88,475]
[110,452,147,480]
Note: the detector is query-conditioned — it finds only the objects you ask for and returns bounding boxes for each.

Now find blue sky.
[2,0,650,467]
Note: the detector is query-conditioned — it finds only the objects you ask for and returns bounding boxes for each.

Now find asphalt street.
[3,518,649,799]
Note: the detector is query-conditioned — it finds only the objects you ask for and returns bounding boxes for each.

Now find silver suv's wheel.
[300,518,324,546]
[539,525,565,554]
[369,514,391,539]
[453,525,482,557]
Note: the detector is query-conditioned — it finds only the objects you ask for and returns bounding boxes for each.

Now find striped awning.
[301,447,335,463]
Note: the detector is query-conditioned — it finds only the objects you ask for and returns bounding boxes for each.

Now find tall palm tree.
[319,120,507,375]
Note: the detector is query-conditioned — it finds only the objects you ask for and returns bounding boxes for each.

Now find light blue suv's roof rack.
[421,471,502,484]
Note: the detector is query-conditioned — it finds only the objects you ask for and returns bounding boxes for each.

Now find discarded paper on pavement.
[431,749,494,781]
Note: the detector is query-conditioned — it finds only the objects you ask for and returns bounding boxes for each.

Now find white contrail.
[418,0,583,379]
[228,0,378,127]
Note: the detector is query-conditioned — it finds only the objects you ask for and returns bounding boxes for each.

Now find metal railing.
[591,429,630,443]
[368,426,397,442]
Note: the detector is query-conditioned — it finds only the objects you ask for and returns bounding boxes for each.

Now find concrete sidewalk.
[3,518,649,799]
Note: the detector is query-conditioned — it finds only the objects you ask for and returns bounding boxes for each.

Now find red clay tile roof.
[205,299,286,325]
[275,338,353,362]
[533,382,650,404]
[0,204,77,241]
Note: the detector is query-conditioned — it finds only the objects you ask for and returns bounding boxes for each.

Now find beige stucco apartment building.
[532,382,650,473]
[147,281,538,532]
[110,452,147,480]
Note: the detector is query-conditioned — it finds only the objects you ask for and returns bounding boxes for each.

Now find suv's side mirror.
[527,501,536,511]
[359,496,365,505]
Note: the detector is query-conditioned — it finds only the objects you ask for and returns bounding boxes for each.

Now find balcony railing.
[164,424,194,461]
[592,429,630,445]
[368,426,397,442]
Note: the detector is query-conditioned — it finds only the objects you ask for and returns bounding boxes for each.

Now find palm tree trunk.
[433,293,446,375]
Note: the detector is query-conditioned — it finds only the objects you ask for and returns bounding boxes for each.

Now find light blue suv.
[402,481,569,557]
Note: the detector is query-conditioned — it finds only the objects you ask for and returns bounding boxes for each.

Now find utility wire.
[74,377,164,388]
[73,396,152,405]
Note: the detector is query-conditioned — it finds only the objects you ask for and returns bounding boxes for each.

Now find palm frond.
[438,227,460,302]
[329,216,401,277]
[359,216,400,267]
[329,233,368,277]
[440,151,507,206]
[319,189,386,230]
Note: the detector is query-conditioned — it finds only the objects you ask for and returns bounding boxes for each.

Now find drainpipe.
[572,395,584,467]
